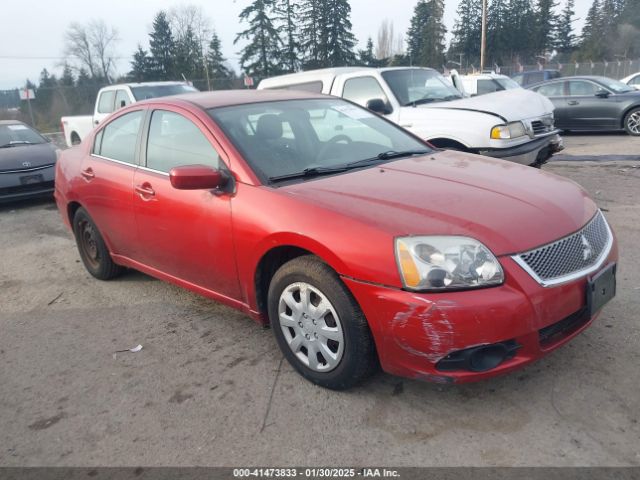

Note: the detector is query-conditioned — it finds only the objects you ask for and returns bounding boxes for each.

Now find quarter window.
[630,75,640,86]
[97,90,116,114]
[568,81,600,96]
[343,77,390,110]
[146,110,220,173]
[94,110,143,164]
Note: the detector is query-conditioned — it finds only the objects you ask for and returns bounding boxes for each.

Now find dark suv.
[512,70,561,87]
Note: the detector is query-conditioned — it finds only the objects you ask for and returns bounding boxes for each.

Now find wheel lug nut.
[305,334,310,340]
[298,322,303,327]
[313,332,318,339]
[312,319,317,325]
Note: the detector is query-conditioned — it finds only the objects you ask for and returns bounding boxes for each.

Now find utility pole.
[480,0,487,72]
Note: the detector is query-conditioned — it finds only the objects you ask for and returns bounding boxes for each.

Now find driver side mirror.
[169,165,228,190]
[366,98,391,115]
[595,89,610,98]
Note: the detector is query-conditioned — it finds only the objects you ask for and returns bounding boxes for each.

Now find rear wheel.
[267,256,377,390]
[624,108,640,136]
[70,132,81,145]
[72,207,123,280]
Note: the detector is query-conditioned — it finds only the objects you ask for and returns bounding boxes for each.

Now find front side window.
[381,69,462,106]
[534,82,565,97]
[568,81,600,96]
[342,77,389,109]
[97,90,116,114]
[94,110,143,164]
[209,99,430,182]
[146,110,220,173]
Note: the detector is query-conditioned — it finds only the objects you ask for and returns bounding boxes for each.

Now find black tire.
[267,255,377,390]
[623,107,640,136]
[72,207,123,280]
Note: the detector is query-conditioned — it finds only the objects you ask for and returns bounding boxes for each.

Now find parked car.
[512,69,562,87]
[258,67,563,167]
[528,76,640,135]
[60,81,198,147]
[55,90,618,389]
[0,120,59,203]
[450,71,522,96]
[620,72,640,90]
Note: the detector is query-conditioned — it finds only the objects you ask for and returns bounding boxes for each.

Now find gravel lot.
[1,156,639,467]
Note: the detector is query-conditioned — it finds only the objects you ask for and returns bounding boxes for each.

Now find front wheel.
[267,256,377,390]
[72,207,123,280]
[624,108,640,136]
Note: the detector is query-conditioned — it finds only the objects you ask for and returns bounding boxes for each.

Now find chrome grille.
[531,121,549,135]
[512,211,612,286]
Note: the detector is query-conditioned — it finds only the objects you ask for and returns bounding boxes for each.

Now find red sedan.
[55,90,618,389]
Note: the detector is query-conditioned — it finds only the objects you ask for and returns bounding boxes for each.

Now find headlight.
[395,236,504,291]
[490,122,526,139]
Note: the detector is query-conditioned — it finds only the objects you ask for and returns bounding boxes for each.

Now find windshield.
[130,84,198,101]
[381,69,463,106]
[209,99,431,183]
[0,123,46,147]
[598,78,634,94]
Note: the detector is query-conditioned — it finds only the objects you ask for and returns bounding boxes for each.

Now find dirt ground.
[0,159,639,467]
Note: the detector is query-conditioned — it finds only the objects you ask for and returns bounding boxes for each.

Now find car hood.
[0,143,57,172]
[279,151,597,256]
[424,89,555,122]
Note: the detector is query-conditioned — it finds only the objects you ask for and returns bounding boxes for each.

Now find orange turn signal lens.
[397,240,421,288]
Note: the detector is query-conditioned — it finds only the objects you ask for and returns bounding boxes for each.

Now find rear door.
[531,81,568,128]
[79,109,145,257]
[132,107,239,298]
[565,80,619,129]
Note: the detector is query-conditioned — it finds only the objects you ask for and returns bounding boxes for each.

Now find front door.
[565,80,620,129]
[133,108,240,299]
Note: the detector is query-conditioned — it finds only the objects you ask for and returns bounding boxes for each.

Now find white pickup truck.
[60,81,197,147]
[258,67,563,166]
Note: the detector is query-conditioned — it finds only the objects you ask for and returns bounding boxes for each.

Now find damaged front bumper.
[342,242,617,384]
[479,133,564,167]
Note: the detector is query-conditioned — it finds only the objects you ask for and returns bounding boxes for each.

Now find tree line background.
[2,0,640,131]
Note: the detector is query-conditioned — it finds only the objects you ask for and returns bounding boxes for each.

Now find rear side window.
[274,81,323,93]
[146,110,220,173]
[94,110,143,164]
[477,79,499,95]
[114,90,130,110]
[343,77,389,109]
[97,91,116,114]
[534,82,565,97]
[630,75,640,86]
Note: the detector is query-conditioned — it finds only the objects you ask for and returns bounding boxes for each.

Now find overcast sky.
[0,0,592,90]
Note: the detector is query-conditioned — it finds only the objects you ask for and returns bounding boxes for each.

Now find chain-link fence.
[458,59,640,79]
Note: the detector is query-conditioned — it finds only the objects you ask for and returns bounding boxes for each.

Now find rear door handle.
[81,167,95,180]
[135,183,156,199]
[568,100,579,106]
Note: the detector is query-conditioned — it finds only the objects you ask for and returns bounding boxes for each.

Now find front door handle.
[568,100,579,106]
[135,183,156,199]
[81,167,95,180]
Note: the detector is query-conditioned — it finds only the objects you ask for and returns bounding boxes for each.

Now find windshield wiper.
[269,165,352,182]
[372,149,430,161]
[407,98,437,107]
[0,141,33,148]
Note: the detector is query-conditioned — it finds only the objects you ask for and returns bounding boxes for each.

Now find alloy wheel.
[627,111,640,135]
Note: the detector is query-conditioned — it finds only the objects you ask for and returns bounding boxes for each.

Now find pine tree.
[60,64,75,87]
[580,0,605,59]
[535,0,559,54]
[300,0,323,68]
[206,31,233,89]
[130,45,151,82]
[322,0,358,67]
[149,11,175,80]
[277,0,301,72]
[506,0,537,62]
[450,0,483,66]
[556,0,576,53]
[358,37,378,66]
[235,0,283,78]
[407,0,446,67]
[488,0,511,64]
[174,25,203,80]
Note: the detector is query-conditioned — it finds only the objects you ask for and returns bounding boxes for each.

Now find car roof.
[137,88,330,110]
